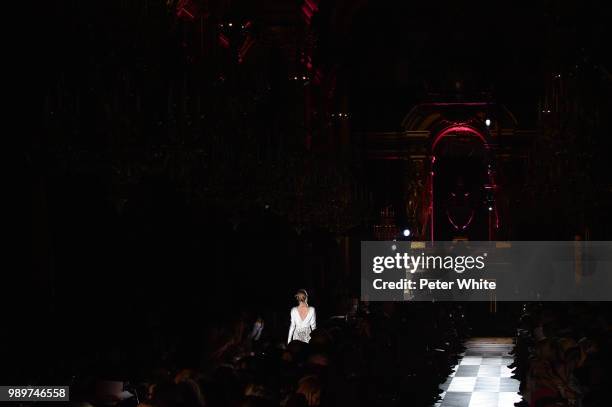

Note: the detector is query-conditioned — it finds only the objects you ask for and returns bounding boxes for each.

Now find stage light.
[402,229,411,237]
[488,206,493,211]
[485,119,491,127]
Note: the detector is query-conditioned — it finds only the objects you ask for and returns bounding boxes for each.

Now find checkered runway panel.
[435,338,523,407]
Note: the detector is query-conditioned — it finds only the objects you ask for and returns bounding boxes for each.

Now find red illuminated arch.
[431,125,489,151]
[428,124,493,241]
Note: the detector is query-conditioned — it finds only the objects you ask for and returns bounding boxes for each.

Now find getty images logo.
[372,251,487,274]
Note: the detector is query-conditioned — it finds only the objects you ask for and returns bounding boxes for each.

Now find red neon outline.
[431,125,488,151]
[446,209,475,231]
[430,125,490,241]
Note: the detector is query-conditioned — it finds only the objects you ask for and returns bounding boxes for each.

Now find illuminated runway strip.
[435,338,523,407]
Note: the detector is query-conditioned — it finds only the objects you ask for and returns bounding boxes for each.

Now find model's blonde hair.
[294,289,308,304]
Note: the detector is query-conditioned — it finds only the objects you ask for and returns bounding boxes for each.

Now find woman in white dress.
[287,289,316,344]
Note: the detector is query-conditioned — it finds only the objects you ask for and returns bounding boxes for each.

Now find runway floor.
[435,337,523,407]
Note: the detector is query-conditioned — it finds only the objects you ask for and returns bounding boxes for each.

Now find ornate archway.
[365,101,520,241]
[428,124,498,241]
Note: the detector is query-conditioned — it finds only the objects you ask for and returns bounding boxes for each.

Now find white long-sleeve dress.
[287,306,316,343]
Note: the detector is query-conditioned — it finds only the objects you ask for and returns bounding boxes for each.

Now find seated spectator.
[295,375,321,407]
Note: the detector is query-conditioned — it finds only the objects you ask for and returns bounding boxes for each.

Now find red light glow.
[432,125,488,151]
